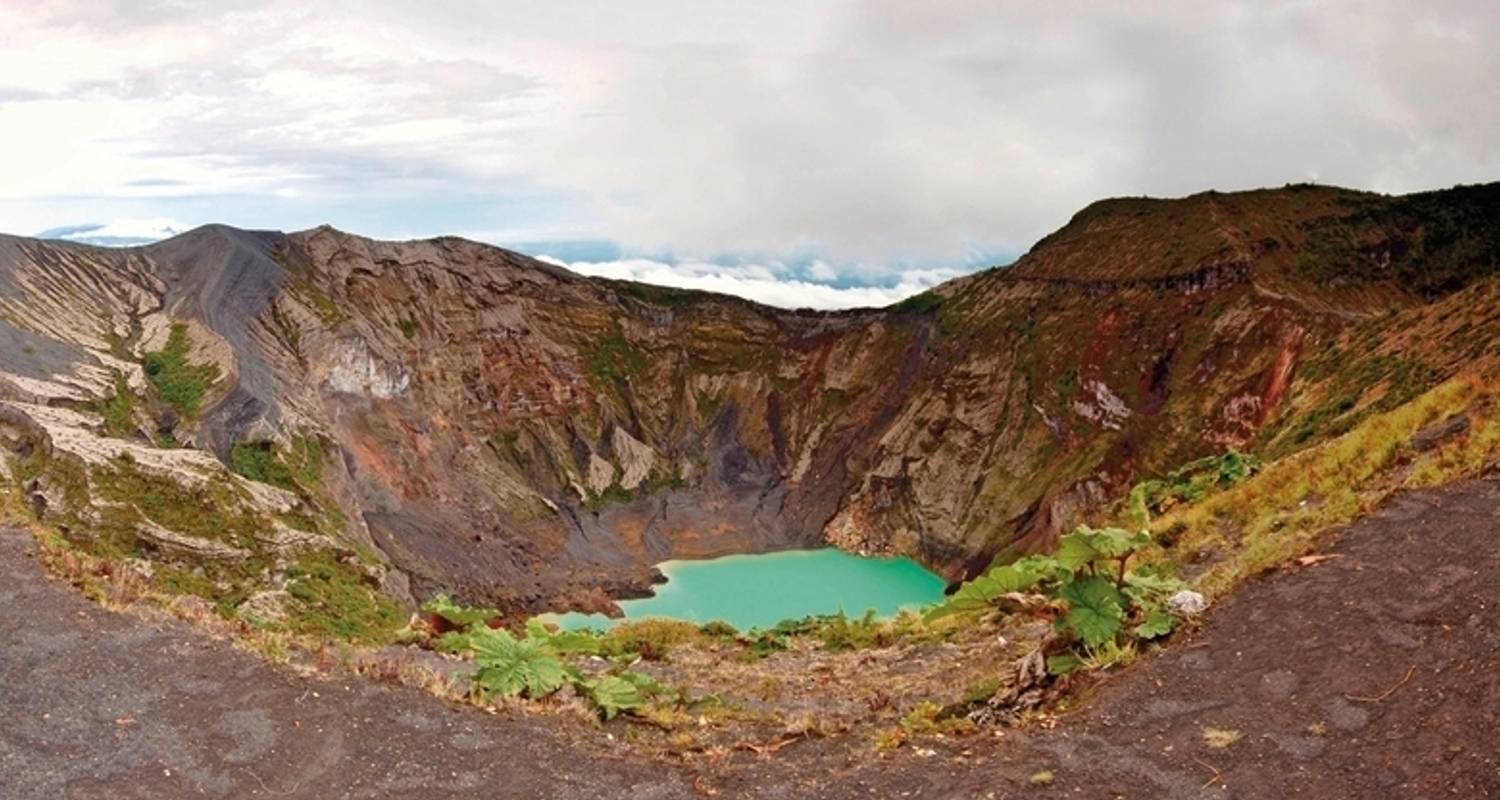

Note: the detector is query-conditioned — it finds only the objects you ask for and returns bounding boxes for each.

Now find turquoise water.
[541,548,949,632]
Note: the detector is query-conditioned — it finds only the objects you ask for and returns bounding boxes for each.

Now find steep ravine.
[2,181,1497,614]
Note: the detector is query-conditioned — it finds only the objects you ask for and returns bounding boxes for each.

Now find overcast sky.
[1,1,1497,308]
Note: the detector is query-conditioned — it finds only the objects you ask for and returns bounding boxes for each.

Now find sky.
[1,1,1497,309]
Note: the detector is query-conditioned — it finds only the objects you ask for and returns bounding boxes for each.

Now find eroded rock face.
[2,183,1498,611]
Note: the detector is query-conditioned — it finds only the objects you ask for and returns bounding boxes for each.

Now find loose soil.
[4,478,1499,798]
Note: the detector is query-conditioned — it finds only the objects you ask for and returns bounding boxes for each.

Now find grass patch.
[283,550,403,644]
[94,370,139,438]
[230,441,296,489]
[1159,373,1492,598]
[92,455,265,550]
[231,433,329,492]
[142,323,221,418]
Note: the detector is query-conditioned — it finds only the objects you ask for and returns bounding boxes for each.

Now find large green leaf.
[1134,609,1175,640]
[1046,652,1082,676]
[586,675,643,720]
[1054,530,1102,571]
[422,594,501,627]
[1056,526,1150,571]
[1091,527,1152,558]
[524,618,603,655]
[925,559,1046,621]
[1122,568,1188,606]
[434,630,475,653]
[1057,575,1125,648]
[469,628,570,698]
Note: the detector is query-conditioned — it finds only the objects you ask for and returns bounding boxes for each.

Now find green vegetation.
[93,370,138,438]
[583,326,648,388]
[229,434,328,493]
[424,593,502,628]
[1161,374,1494,598]
[142,324,221,418]
[733,610,906,657]
[1125,450,1260,527]
[396,314,418,339]
[269,301,302,356]
[151,565,250,618]
[92,454,264,551]
[425,604,665,720]
[582,483,633,511]
[230,441,294,488]
[696,390,725,422]
[888,291,943,315]
[283,550,403,644]
[930,525,1186,675]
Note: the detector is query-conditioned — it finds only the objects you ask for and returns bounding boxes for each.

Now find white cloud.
[539,255,958,311]
[806,260,838,282]
[63,218,190,241]
[0,1,1497,274]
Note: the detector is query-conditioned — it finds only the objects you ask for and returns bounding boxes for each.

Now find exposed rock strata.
[2,182,1497,612]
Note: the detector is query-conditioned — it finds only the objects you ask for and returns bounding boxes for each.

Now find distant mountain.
[36,219,188,247]
[2,182,1499,618]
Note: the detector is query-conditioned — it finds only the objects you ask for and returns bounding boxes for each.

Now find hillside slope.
[1,182,1497,613]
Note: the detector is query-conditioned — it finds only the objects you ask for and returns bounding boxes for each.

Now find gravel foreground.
[4,479,1498,799]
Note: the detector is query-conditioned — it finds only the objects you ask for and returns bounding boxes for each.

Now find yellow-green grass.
[1155,371,1496,598]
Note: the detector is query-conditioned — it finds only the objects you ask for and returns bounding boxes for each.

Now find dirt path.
[5,479,1499,799]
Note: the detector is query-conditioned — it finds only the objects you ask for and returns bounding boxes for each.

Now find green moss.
[822,388,851,414]
[270,301,302,356]
[283,550,403,644]
[94,371,139,438]
[92,455,264,550]
[142,324,221,418]
[960,676,1002,705]
[151,565,248,617]
[397,315,417,339]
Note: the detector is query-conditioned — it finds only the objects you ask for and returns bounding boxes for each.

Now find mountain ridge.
[3,180,1498,616]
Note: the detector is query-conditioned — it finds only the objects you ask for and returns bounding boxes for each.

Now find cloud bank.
[1,1,1498,297]
[540,256,960,311]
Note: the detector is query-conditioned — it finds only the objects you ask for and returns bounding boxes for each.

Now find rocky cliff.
[3,182,1497,614]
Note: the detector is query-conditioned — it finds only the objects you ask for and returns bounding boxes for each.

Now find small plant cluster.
[928,525,1188,675]
[422,596,665,720]
[1125,450,1260,526]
